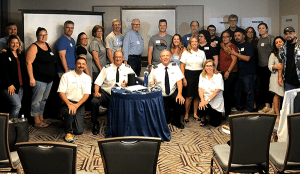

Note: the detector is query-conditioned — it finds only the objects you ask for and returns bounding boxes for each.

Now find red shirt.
[219,44,238,73]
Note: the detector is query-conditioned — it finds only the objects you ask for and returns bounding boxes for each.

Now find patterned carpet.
[2,113,284,174]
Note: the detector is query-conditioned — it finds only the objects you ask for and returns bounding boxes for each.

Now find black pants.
[128,55,142,76]
[258,66,273,105]
[163,90,184,124]
[222,72,238,116]
[91,89,110,124]
[62,101,85,135]
[198,104,222,127]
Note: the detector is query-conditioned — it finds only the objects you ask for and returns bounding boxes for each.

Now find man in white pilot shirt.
[91,51,135,135]
[149,50,185,129]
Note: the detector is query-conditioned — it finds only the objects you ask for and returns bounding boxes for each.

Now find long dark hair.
[76,32,86,46]
[170,34,184,57]
[272,36,286,58]
[245,27,258,42]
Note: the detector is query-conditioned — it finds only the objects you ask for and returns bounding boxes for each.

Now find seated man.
[149,50,185,129]
[91,51,135,135]
[57,58,91,143]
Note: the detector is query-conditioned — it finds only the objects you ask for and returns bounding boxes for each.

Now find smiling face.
[190,37,199,50]
[64,24,74,37]
[208,27,216,37]
[204,61,214,75]
[284,31,296,42]
[275,38,285,50]
[159,21,167,33]
[37,30,48,43]
[131,20,140,32]
[222,32,231,44]
[6,25,17,37]
[75,58,86,74]
[246,28,254,40]
[112,21,121,33]
[94,28,103,39]
[199,34,206,44]
[258,25,268,35]
[9,38,20,52]
[79,34,88,47]
[114,51,124,67]
[160,50,172,66]
[234,32,245,43]
[173,35,180,46]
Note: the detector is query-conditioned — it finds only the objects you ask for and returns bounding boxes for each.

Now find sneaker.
[231,107,237,112]
[65,133,74,143]
[243,110,251,113]
[258,107,271,113]
[267,108,275,114]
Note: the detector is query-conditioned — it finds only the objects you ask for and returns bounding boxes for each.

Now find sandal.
[42,119,51,125]
[35,121,49,128]
[200,119,207,127]
[193,116,201,121]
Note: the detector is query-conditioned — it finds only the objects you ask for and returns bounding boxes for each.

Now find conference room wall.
[8,0,279,41]
[279,0,300,36]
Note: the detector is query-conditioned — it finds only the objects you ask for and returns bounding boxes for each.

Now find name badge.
[70,43,73,47]
[137,41,140,44]
[214,41,218,44]
[298,51,300,55]
[204,47,209,50]
[187,37,190,40]
[50,52,54,56]
[261,43,265,46]
[8,57,11,61]
[241,48,244,51]
[156,40,161,44]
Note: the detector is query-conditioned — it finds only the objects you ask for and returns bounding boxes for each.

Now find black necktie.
[116,67,119,82]
[165,67,170,95]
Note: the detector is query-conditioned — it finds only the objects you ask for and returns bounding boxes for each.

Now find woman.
[0,35,27,119]
[257,23,274,113]
[180,36,206,122]
[198,59,224,127]
[26,27,56,128]
[219,31,238,117]
[89,25,107,81]
[170,34,185,66]
[198,30,218,67]
[76,32,92,78]
[268,36,285,118]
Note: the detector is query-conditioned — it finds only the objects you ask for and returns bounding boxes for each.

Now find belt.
[128,55,141,58]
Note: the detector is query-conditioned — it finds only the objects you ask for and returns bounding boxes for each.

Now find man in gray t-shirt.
[105,19,123,63]
[148,19,172,68]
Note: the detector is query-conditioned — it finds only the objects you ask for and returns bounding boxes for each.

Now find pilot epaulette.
[125,64,131,68]
[153,65,158,69]
[172,62,177,66]
[104,64,110,68]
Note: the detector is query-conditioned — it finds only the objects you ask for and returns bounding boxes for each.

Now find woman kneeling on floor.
[198,59,224,127]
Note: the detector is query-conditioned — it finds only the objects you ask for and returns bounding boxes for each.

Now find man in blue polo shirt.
[182,21,199,48]
[56,20,76,77]
[123,18,144,76]
[229,30,256,113]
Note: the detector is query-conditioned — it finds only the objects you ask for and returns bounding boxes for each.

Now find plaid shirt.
[279,39,300,82]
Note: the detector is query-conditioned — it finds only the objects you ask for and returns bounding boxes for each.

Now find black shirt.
[285,43,300,86]
[199,43,218,60]
[211,36,221,55]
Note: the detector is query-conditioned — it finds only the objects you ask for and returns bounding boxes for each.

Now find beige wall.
[8,0,280,39]
[280,0,300,35]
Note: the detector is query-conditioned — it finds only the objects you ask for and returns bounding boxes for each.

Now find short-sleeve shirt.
[180,49,206,70]
[56,35,76,73]
[57,70,91,102]
[105,31,123,57]
[236,41,256,76]
[149,63,184,96]
[148,34,172,65]
[257,35,274,67]
[199,43,218,60]
[89,38,107,72]
[198,73,224,112]
[219,44,238,73]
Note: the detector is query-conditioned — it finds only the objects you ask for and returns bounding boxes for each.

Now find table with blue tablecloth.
[106,88,171,142]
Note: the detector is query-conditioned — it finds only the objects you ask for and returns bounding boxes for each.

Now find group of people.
[1,13,299,143]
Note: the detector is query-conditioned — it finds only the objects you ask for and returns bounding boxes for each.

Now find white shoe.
[258,107,271,113]
[267,108,275,114]
[231,107,237,112]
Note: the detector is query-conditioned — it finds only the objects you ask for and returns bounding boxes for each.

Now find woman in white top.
[180,36,206,123]
[198,59,224,127]
[170,34,185,66]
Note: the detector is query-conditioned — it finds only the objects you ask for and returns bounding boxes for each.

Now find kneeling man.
[149,50,185,129]
[91,51,135,135]
[58,58,91,143]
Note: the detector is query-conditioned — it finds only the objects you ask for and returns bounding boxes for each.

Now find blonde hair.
[186,36,199,54]
[6,35,22,54]
[112,19,120,25]
[201,59,219,77]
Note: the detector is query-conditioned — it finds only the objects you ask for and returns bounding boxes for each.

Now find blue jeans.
[284,82,300,92]
[234,74,257,112]
[1,86,23,119]
[31,81,53,117]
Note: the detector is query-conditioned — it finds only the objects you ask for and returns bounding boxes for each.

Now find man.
[56,20,76,76]
[0,23,24,51]
[225,14,245,45]
[57,58,91,143]
[123,18,144,76]
[148,19,172,69]
[91,51,135,135]
[149,50,185,129]
[182,21,200,48]
[207,25,221,54]
[229,31,256,113]
[105,19,123,63]
[278,27,300,91]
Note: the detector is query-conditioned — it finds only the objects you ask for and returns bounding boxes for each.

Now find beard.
[287,37,296,44]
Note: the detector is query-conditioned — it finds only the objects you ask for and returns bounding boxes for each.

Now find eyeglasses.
[132,24,140,26]
[208,29,216,32]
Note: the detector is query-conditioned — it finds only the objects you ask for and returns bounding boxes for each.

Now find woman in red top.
[219,31,238,117]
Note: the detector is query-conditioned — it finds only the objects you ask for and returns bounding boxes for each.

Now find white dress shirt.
[180,49,206,70]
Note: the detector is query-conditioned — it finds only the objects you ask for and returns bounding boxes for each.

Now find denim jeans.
[61,101,85,135]
[31,81,53,117]
[2,86,23,119]
[234,74,257,112]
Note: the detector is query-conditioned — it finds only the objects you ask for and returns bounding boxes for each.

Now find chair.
[211,113,276,174]
[0,113,20,173]
[269,113,300,173]
[15,141,96,174]
[98,136,161,174]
